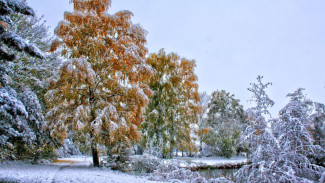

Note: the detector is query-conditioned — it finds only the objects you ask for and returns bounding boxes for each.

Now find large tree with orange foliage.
[141,49,199,158]
[45,0,152,168]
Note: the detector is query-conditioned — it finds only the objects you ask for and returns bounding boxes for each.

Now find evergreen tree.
[46,0,152,168]
[0,0,50,161]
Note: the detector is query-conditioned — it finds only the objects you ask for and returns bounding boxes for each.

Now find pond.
[197,168,239,180]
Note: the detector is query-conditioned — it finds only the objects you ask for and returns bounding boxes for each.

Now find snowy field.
[0,156,159,183]
[0,156,247,183]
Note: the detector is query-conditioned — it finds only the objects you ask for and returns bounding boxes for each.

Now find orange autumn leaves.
[46,0,152,161]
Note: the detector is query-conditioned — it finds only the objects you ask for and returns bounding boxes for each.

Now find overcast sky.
[27,0,325,116]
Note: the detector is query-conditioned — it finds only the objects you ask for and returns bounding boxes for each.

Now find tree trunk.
[199,139,203,158]
[91,139,99,167]
[89,93,99,167]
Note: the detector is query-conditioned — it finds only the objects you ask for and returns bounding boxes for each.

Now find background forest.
[1,0,325,182]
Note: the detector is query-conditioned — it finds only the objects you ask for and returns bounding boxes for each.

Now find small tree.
[236,76,278,182]
[204,90,246,158]
[245,76,274,154]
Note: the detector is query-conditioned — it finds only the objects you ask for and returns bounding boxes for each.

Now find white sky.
[26,0,325,117]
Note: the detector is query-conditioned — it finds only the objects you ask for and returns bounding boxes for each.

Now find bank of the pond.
[198,168,238,180]
[185,160,251,180]
[187,161,249,171]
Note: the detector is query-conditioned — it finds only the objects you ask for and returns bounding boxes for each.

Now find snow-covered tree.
[141,49,200,158]
[203,90,246,158]
[244,76,274,153]
[46,0,153,168]
[274,88,325,181]
[236,84,325,182]
[235,76,278,182]
[0,0,51,161]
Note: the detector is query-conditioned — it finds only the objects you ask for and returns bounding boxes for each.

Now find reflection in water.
[198,168,238,180]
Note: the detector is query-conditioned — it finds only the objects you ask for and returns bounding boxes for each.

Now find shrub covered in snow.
[130,154,161,174]
[55,137,81,158]
[149,159,234,183]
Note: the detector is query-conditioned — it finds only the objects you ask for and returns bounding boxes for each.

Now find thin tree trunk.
[199,139,203,158]
[91,139,99,167]
[89,91,99,167]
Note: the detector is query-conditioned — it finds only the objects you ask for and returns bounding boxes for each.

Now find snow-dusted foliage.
[0,0,44,61]
[0,86,29,160]
[130,154,161,173]
[0,86,53,161]
[149,159,233,183]
[7,13,61,93]
[56,136,81,158]
[236,81,325,182]
[203,90,246,158]
[149,160,201,182]
[311,102,325,149]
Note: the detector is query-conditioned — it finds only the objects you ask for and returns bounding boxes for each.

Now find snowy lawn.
[174,156,247,166]
[0,156,160,183]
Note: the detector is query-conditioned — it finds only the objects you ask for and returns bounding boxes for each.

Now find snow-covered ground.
[0,156,246,183]
[0,156,159,183]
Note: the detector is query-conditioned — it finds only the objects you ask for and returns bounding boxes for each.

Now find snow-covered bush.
[55,137,81,158]
[106,143,132,172]
[130,154,161,174]
[149,160,202,183]
[149,159,233,183]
